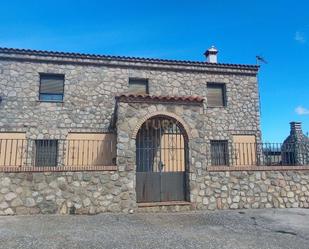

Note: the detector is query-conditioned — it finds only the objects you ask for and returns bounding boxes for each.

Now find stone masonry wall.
[196,170,309,210]
[0,171,136,215]
[0,56,260,142]
[1,169,308,215]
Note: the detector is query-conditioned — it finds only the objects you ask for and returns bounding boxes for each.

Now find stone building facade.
[0,47,260,140]
[0,47,308,214]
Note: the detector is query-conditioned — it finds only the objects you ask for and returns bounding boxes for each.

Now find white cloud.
[295,106,309,115]
[294,31,306,43]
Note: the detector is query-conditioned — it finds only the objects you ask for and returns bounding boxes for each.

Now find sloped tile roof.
[0,47,259,70]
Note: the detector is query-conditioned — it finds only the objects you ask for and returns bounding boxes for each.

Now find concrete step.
[137,201,194,212]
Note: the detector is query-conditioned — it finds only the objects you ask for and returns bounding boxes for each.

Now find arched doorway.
[135,115,189,203]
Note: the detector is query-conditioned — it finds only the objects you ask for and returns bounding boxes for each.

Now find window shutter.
[207,84,225,106]
[40,75,64,94]
[128,78,148,94]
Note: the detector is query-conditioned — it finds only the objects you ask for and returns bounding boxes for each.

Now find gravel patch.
[0,208,308,249]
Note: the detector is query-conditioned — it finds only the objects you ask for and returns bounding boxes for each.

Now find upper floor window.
[207,83,226,107]
[128,78,149,94]
[39,74,65,102]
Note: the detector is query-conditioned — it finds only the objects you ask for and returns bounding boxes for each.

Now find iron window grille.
[35,140,58,167]
[210,140,229,165]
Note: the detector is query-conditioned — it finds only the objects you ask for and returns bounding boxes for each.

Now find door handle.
[159,161,164,171]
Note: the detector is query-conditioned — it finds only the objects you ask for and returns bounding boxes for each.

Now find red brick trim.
[116,94,204,105]
[0,165,117,173]
[207,165,309,172]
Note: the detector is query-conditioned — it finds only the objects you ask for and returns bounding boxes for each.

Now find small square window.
[210,140,229,166]
[128,78,149,94]
[207,83,226,107]
[35,140,58,167]
[39,74,64,102]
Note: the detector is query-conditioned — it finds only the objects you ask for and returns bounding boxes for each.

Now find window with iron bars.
[35,140,58,167]
[210,140,229,166]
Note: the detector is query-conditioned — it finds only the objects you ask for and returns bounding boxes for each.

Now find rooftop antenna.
[256,55,268,65]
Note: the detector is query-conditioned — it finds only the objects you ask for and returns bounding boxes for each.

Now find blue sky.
[1,0,308,142]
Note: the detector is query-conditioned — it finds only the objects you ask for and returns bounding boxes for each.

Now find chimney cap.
[204,46,218,63]
[204,46,218,56]
[290,121,302,128]
[290,121,302,133]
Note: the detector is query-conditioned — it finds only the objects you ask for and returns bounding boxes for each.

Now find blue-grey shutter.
[128,78,148,94]
[40,75,64,94]
[207,84,225,106]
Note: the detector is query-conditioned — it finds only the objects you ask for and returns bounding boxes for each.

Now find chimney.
[282,121,309,165]
[204,46,218,63]
[290,121,302,135]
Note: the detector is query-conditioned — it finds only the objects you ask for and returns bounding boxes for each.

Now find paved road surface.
[0,208,308,249]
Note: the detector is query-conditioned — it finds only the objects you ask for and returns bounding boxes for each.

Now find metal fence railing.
[0,139,116,168]
[0,139,308,168]
[206,142,309,167]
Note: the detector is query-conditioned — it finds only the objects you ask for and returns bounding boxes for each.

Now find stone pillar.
[115,102,138,211]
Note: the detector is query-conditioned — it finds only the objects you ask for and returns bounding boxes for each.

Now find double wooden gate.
[136,116,188,203]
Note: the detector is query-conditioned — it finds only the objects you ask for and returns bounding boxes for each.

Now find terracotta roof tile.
[0,47,259,70]
[115,94,204,104]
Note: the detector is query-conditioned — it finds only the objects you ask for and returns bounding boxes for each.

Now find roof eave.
[0,47,259,72]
